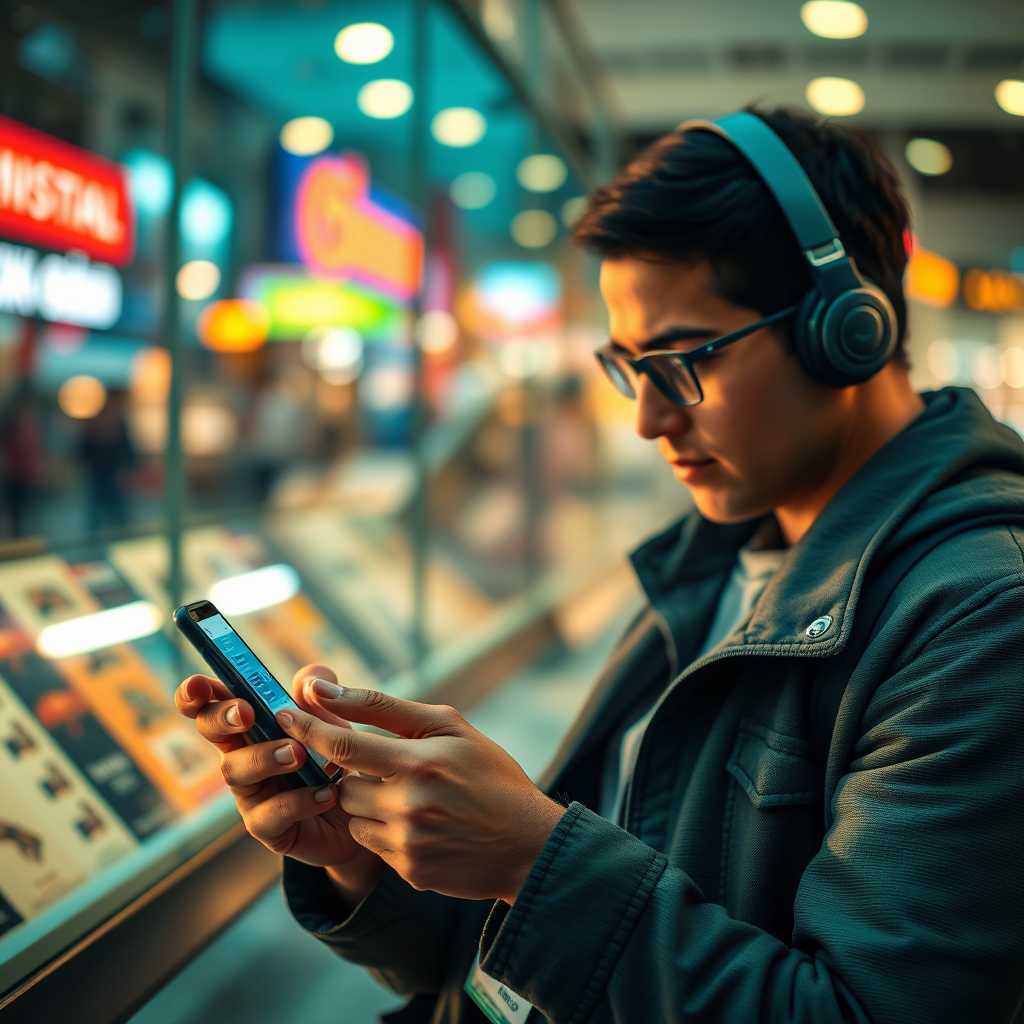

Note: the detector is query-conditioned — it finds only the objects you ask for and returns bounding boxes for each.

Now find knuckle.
[270,792,295,823]
[249,793,295,843]
[409,759,442,783]
[403,800,437,831]
[436,703,460,722]
[398,819,429,856]
[328,729,355,766]
[361,688,396,713]
[291,713,313,741]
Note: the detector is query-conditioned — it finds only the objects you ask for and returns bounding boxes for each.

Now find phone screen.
[196,611,332,773]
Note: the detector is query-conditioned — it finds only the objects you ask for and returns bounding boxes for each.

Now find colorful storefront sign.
[961,267,1024,315]
[0,115,134,267]
[294,153,422,302]
[238,264,399,339]
[0,241,122,329]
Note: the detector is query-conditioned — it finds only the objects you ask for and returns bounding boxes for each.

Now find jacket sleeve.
[474,581,1024,1023]
[280,854,474,996]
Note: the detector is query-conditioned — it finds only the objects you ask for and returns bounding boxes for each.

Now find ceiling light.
[176,260,221,301]
[926,339,958,383]
[431,107,486,147]
[418,310,459,354]
[37,601,162,658]
[805,76,864,116]
[1002,346,1024,389]
[511,210,556,248]
[450,171,496,209]
[517,154,567,192]
[995,79,1024,117]
[357,79,413,119]
[905,138,952,176]
[800,1,868,39]
[334,22,393,65]
[561,196,586,228]
[58,375,106,419]
[280,116,333,156]
[209,565,301,615]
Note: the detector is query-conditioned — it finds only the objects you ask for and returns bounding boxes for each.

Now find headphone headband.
[677,112,861,299]
[674,110,896,388]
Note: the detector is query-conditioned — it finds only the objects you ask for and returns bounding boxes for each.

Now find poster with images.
[0,678,137,926]
[0,598,174,840]
[66,557,187,693]
[0,555,223,820]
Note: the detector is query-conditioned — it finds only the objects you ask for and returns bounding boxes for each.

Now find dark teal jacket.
[283,385,1024,1023]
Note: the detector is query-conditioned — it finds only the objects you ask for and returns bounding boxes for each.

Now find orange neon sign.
[294,153,423,302]
[906,245,959,308]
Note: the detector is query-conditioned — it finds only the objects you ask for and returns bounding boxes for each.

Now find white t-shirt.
[599,519,788,825]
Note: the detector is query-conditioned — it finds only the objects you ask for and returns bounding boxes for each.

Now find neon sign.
[0,116,134,266]
[0,241,122,329]
[294,153,422,302]
[239,264,399,339]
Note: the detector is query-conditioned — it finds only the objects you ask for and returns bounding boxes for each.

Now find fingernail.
[274,745,295,765]
[312,678,342,699]
[187,680,205,702]
[277,710,294,728]
[315,786,334,803]
[225,705,241,726]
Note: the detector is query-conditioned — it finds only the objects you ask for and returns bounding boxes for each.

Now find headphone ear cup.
[792,289,829,382]
[794,283,896,388]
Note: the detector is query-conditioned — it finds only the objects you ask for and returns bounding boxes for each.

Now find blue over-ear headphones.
[678,111,897,388]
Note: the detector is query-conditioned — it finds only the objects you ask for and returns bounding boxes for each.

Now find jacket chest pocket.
[721,719,822,938]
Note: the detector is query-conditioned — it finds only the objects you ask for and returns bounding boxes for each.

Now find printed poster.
[0,555,223,819]
[0,677,138,925]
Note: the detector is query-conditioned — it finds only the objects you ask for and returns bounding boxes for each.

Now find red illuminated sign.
[0,116,134,267]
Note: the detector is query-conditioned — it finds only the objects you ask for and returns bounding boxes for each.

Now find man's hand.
[173,664,382,878]
[278,679,567,905]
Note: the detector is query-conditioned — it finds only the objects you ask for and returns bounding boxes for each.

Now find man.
[177,105,1024,1022]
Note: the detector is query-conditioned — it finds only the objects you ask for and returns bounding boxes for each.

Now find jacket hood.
[630,385,1024,657]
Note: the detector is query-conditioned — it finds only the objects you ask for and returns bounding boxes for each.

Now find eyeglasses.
[594,304,800,407]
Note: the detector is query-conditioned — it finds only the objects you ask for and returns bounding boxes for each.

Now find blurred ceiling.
[566,0,1024,133]
[564,0,1024,265]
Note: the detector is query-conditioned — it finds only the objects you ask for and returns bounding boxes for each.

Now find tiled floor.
[128,586,642,1024]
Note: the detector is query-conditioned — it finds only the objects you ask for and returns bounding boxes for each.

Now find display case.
[0,0,660,1018]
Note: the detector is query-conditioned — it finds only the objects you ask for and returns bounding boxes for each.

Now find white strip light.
[37,601,162,658]
[208,564,301,615]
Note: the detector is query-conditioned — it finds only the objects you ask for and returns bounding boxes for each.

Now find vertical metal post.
[163,0,195,672]
[409,0,430,681]
[520,0,545,587]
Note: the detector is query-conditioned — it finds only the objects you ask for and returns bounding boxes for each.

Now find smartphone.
[173,599,341,790]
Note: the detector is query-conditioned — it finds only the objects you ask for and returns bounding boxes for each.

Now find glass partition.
[0,0,625,1009]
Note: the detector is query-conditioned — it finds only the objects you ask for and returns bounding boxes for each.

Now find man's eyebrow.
[609,324,719,354]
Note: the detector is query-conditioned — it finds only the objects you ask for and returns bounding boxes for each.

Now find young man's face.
[599,256,859,532]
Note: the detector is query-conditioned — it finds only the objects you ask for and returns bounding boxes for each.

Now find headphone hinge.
[806,238,847,267]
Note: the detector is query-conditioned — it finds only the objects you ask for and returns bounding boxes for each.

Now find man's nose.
[634,374,691,440]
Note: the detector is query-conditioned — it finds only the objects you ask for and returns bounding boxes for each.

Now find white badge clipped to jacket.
[464,949,534,1024]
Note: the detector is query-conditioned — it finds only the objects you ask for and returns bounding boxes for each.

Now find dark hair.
[573,103,913,371]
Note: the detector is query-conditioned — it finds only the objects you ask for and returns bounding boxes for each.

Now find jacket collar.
[630,386,1024,657]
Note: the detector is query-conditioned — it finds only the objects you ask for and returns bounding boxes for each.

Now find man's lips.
[670,455,715,466]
